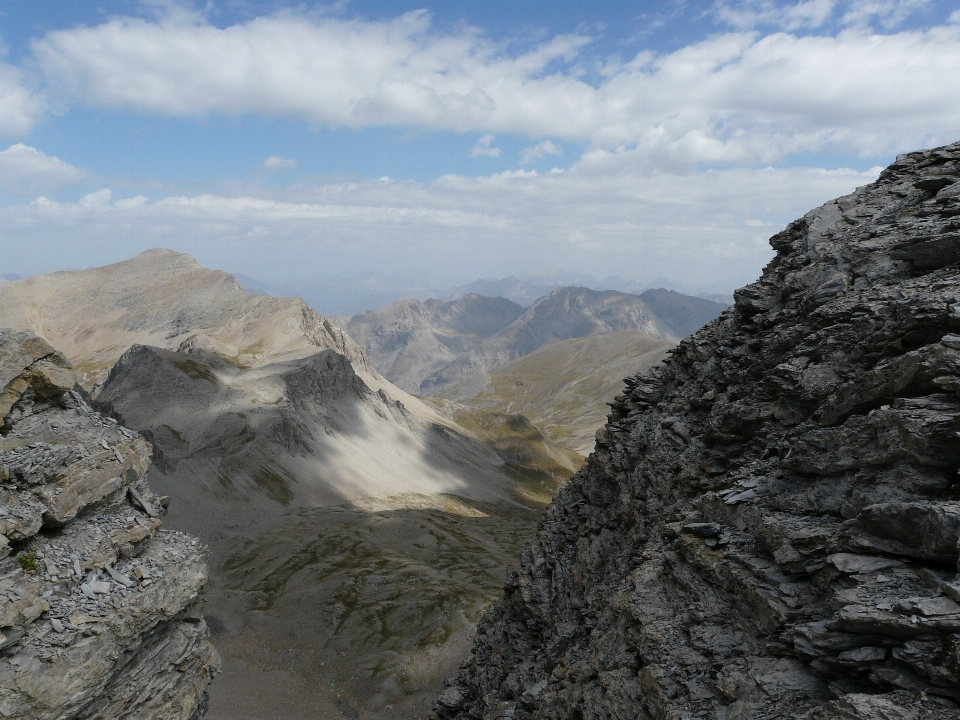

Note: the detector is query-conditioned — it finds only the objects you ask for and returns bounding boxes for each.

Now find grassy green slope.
[466,330,674,456]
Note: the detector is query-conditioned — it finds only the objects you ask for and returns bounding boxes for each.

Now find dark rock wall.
[437,143,960,719]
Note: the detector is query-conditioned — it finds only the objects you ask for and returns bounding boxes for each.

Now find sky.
[1,0,959,295]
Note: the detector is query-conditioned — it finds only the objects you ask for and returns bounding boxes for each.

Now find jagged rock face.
[437,143,960,719]
[0,330,219,719]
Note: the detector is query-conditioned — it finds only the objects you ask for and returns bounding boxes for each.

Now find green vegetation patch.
[17,551,39,573]
[251,462,295,505]
[171,356,218,383]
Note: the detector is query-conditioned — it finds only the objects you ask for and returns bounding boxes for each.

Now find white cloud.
[19,9,960,167]
[0,156,880,291]
[841,0,933,29]
[714,0,932,31]
[0,143,85,194]
[263,155,297,170]
[0,64,45,137]
[470,134,501,157]
[714,0,839,31]
[520,140,562,164]
[114,195,148,209]
[79,188,112,205]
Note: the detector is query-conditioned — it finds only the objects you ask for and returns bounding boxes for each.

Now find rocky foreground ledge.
[437,143,960,719]
[0,330,219,719]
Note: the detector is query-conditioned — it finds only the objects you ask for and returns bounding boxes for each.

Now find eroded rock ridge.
[437,143,960,719]
[0,329,219,719]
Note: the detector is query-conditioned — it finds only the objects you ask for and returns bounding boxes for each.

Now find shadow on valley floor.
[156,494,549,720]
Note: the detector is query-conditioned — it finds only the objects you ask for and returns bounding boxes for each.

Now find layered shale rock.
[437,143,960,719]
[0,329,218,719]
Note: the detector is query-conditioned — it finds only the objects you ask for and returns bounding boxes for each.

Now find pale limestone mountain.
[343,293,525,395]
[0,249,375,390]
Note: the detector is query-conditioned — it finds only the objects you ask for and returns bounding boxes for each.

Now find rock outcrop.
[0,329,218,719]
[437,143,960,719]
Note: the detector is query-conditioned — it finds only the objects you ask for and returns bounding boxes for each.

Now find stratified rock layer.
[437,143,960,719]
[0,329,219,719]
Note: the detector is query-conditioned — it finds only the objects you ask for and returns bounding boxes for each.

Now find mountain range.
[343,287,728,398]
[234,270,734,316]
[0,248,725,718]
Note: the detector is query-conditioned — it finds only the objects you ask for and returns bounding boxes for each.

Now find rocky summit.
[436,143,960,719]
[0,330,219,719]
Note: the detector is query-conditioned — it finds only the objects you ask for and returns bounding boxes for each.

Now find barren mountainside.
[437,143,960,719]
[0,249,374,390]
[462,331,674,456]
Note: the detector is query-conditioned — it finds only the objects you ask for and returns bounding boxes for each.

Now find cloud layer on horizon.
[2,145,880,290]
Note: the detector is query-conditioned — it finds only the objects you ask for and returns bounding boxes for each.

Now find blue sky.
[2,0,959,294]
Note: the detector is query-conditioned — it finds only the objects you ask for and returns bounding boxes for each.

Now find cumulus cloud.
[470,134,501,157]
[15,9,957,167]
[521,140,562,164]
[0,65,45,137]
[1,157,880,291]
[0,143,85,194]
[263,155,297,170]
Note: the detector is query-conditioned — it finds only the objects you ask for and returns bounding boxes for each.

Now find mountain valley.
[0,251,592,719]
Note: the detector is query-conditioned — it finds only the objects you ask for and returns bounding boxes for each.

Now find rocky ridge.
[0,329,218,718]
[436,142,960,719]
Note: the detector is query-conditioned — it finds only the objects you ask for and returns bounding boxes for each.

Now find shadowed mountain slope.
[437,142,960,719]
[93,340,579,719]
[96,342,535,507]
